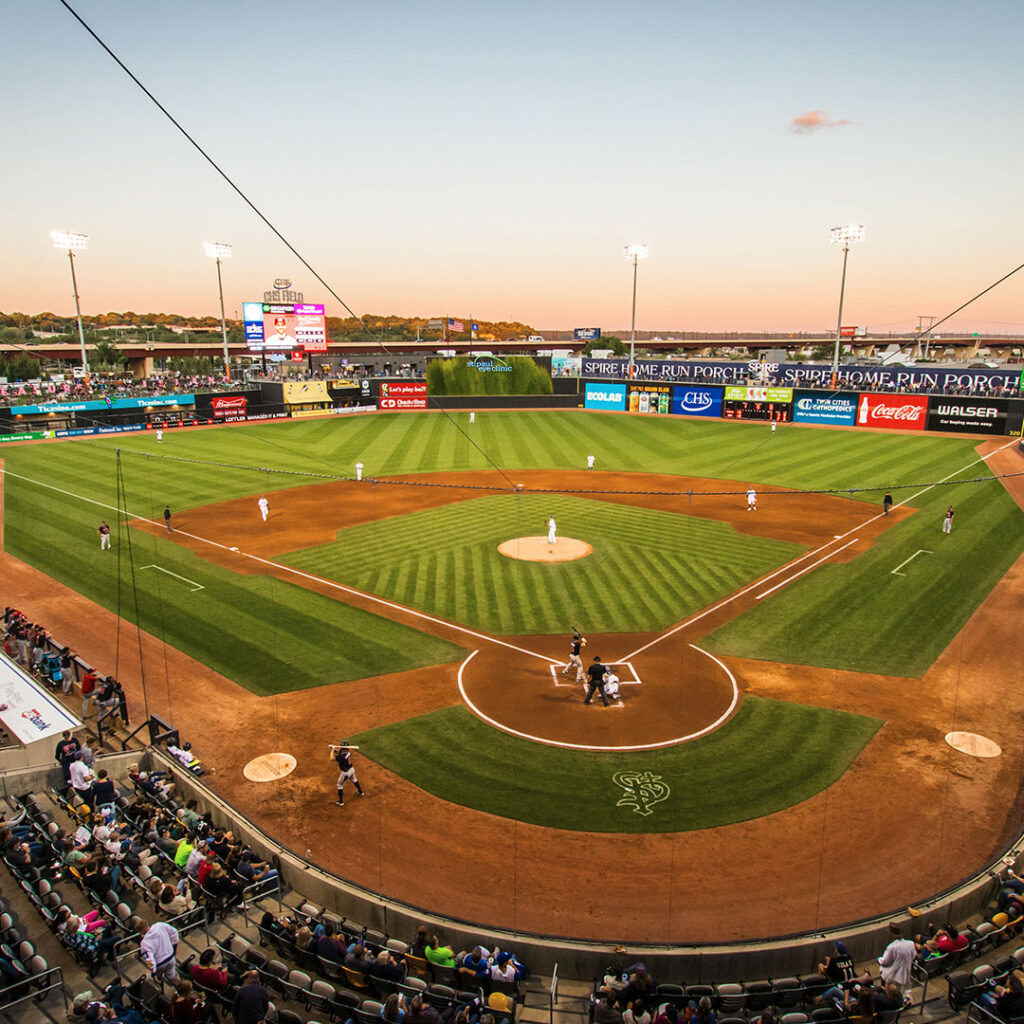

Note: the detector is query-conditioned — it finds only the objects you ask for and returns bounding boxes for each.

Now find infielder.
[547,515,557,544]
[942,506,955,534]
[586,453,595,470]
[330,741,365,806]
[355,461,364,481]
[562,629,586,682]
[257,495,269,522]
[98,521,111,550]
[156,428,163,443]
[746,487,757,511]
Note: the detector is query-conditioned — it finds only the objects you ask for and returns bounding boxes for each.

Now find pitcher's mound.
[498,536,593,562]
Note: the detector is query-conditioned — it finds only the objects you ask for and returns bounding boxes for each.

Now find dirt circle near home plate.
[497,535,593,561]
[243,752,297,782]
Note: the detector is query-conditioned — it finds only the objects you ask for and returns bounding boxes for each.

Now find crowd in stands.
[0,371,233,407]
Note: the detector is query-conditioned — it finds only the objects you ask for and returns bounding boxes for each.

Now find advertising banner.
[1007,400,1024,437]
[584,382,626,411]
[211,395,248,420]
[855,393,928,431]
[724,386,794,403]
[0,655,79,743]
[282,381,331,405]
[573,327,601,341]
[552,356,582,377]
[672,385,723,418]
[379,381,428,410]
[0,431,48,443]
[10,395,195,416]
[793,392,858,426]
[926,398,1009,434]
[628,383,672,414]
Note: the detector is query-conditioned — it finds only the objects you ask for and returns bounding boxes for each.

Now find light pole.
[623,244,648,379]
[204,241,233,379]
[828,224,864,376]
[50,230,90,374]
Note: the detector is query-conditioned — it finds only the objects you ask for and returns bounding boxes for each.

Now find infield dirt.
[3,454,1023,943]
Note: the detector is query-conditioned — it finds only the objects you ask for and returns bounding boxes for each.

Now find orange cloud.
[789,109,852,134]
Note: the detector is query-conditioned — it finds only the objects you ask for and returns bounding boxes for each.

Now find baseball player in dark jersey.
[561,628,586,682]
[330,741,365,806]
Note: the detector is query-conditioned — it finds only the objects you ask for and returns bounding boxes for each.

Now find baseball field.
[2,408,1023,943]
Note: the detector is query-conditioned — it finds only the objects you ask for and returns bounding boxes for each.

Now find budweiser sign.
[856,394,928,431]
[211,395,247,419]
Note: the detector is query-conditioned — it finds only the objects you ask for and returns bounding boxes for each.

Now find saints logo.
[613,770,670,816]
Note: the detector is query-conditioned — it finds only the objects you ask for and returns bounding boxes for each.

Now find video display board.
[243,302,327,352]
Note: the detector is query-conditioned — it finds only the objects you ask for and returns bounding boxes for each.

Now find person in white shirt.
[355,461,364,481]
[140,920,180,983]
[603,669,621,701]
[69,756,94,800]
[257,496,269,522]
[469,411,476,424]
[156,428,164,443]
[587,453,595,470]
[546,515,557,544]
[746,487,758,511]
[877,922,916,997]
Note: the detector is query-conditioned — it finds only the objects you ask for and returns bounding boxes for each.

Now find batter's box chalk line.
[550,661,642,701]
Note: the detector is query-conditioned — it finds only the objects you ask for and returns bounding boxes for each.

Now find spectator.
[91,769,117,812]
[370,949,406,984]
[344,939,374,975]
[382,993,406,1023]
[189,948,235,993]
[139,920,180,984]
[231,971,268,1024]
[80,667,99,718]
[409,925,429,958]
[69,753,95,803]
[877,923,915,998]
[406,994,445,1024]
[424,935,455,968]
[235,849,277,885]
[594,996,624,1024]
[170,980,211,1024]
[623,1002,651,1024]
[55,730,80,782]
[692,997,715,1024]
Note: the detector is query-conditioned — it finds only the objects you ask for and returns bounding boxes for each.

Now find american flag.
[447,318,464,333]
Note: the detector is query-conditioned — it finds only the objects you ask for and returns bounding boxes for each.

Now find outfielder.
[547,515,557,544]
[257,495,269,522]
[562,629,586,682]
[329,741,365,806]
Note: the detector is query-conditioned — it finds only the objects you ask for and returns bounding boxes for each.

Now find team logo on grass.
[613,770,670,816]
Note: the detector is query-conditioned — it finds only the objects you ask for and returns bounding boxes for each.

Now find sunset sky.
[5,1,1024,334]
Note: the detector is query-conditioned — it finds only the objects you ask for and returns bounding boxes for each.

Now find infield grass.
[281,492,805,635]
[351,696,883,832]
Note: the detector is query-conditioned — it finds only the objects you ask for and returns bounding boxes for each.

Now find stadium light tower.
[50,230,90,373]
[623,244,649,379]
[204,241,233,379]
[828,224,864,376]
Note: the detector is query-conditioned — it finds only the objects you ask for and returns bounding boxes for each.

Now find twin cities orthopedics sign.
[926,397,1008,434]
[855,393,929,431]
[793,392,858,426]
[672,386,723,417]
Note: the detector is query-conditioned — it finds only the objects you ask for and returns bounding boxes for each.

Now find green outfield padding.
[351,696,882,832]
[281,492,805,635]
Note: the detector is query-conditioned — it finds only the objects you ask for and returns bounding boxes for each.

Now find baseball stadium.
[3,383,1024,993]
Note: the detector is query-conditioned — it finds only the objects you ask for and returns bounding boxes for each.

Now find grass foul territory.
[281,492,805,635]
[704,472,1024,677]
[352,696,882,832]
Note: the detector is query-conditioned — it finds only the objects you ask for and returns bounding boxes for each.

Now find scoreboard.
[243,302,327,352]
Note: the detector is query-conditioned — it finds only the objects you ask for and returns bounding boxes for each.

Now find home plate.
[551,660,643,689]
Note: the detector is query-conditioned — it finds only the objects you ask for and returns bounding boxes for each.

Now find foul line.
[891,550,933,577]
[618,436,1020,662]
[457,645,740,752]
[140,565,205,592]
[754,540,858,600]
[0,467,554,665]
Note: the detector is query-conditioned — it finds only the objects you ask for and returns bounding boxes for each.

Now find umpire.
[583,656,609,707]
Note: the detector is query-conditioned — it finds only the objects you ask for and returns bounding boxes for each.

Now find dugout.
[0,653,80,771]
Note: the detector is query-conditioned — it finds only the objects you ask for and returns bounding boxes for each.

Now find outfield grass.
[281,492,805,635]
[705,471,1024,676]
[0,413,1014,690]
[351,697,882,832]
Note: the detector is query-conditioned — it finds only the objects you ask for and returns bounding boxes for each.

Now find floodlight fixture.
[828,224,865,375]
[204,241,233,378]
[50,230,90,372]
[623,244,649,379]
[623,243,649,262]
[204,241,233,261]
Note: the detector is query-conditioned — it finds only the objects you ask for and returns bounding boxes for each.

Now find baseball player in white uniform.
[257,496,269,522]
[746,487,757,511]
[355,461,364,481]
[547,515,557,544]
[156,428,163,443]
[587,453,595,470]
[469,411,476,424]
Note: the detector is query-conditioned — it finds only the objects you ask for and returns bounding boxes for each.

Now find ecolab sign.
[856,394,928,431]
[584,382,626,411]
[379,382,427,410]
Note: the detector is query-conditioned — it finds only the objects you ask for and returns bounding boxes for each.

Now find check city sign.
[466,356,512,373]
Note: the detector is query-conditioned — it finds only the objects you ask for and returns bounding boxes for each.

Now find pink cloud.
[789,109,852,134]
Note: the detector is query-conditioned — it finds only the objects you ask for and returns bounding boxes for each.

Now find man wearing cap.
[584,657,610,707]
[331,741,365,806]
[562,630,586,683]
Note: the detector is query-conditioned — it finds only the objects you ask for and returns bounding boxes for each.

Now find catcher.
[561,626,587,683]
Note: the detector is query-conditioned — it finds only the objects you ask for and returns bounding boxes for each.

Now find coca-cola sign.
[856,394,928,431]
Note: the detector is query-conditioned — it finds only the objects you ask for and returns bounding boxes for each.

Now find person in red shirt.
[189,948,233,992]
[196,850,218,889]
[80,668,99,719]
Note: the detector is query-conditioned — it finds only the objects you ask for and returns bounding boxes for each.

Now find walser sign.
[926,397,1008,434]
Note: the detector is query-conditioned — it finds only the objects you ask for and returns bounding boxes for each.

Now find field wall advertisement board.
[584,382,626,410]
[855,394,929,431]
[379,382,428,410]
[793,392,858,426]
[672,386,723,417]
[925,398,1008,434]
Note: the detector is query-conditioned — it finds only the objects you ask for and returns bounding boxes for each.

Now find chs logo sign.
[672,386,722,418]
